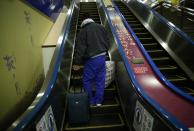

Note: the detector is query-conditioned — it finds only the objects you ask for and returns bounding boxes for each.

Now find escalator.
[64,2,128,130]
[154,1,194,40]
[180,0,194,9]
[114,1,194,97]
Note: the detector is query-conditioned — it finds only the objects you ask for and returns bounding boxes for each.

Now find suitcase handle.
[71,67,84,93]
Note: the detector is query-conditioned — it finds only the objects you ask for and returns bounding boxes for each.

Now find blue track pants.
[83,55,105,105]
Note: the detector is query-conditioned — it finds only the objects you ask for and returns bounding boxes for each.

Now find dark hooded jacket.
[73,21,109,65]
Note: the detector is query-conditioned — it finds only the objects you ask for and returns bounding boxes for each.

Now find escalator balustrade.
[115,1,194,97]
[155,1,194,40]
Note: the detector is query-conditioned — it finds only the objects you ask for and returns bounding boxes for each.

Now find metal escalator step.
[80,9,98,11]
[80,5,97,7]
[119,8,131,11]
[152,57,171,65]
[167,75,187,81]
[167,75,187,84]
[124,16,135,20]
[125,17,136,20]
[127,20,139,24]
[167,75,188,87]
[159,65,178,71]
[65,113,125,130]
[90,97,120,114]
[147,49,165,57]
[139,37,154,43]
[131,26,144,29]
[91,97,119,107]
[142,43,159,50]
[182,87,194,94]
[142,43,158,46]
[80,11,98,13]
[132,28,146,32]
[159,65,179,76]
[152,57,170,61]
[130,23,142,28]
[122,13,133,16]
[188,92,194,96]
[147,49,163,53]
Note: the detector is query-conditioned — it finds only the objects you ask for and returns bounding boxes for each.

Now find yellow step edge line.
[131,24,141,26]
[175,75,187,79]
[128,20,138,22]
[139,38,153,39]
[142,43,158,45]
[183,87,194,92]
[159,66,177,70]
[152,57,169,60]
[168,75,187,81]
[168,77,187,81]
[133,28,144,29]
[147,50,163,52]
[65,114,124,130]
[136,32,149,34]
[126,18,136,19]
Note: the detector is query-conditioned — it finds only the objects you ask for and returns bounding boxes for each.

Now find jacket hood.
[81,18,95,28]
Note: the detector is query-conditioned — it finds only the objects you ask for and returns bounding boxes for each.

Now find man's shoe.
[96,104,102,107]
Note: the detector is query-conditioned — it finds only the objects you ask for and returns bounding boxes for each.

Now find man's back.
[83,23,109,58]
[74,22,109,64]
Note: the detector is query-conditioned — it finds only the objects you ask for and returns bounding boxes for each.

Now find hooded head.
[81,12,95,28]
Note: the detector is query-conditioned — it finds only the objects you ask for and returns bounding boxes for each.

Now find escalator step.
[159,65,178,70]
[125,17,136,20]
[130,23,142,28]
[132,28,146,31]
[65,113,125,130]
[147,49,164,53]
[127,20,139,23]
[143,43,160,50]
[167,75,188,87]
[139,37,154,43]
[90,97,120,114]
[147,49,165,57]
[182,87,194,96]
[167,75,187,81]
[152,57,171,65]
[159,65,179,75]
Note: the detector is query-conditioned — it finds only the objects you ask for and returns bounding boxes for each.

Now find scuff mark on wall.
[15,82,22,96]
[24,10,31,24]
[2,55,22,96]
[3,55,16,71]
[24,10,34,46]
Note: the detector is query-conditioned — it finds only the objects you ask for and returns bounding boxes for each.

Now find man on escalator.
[73,13,110,107]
